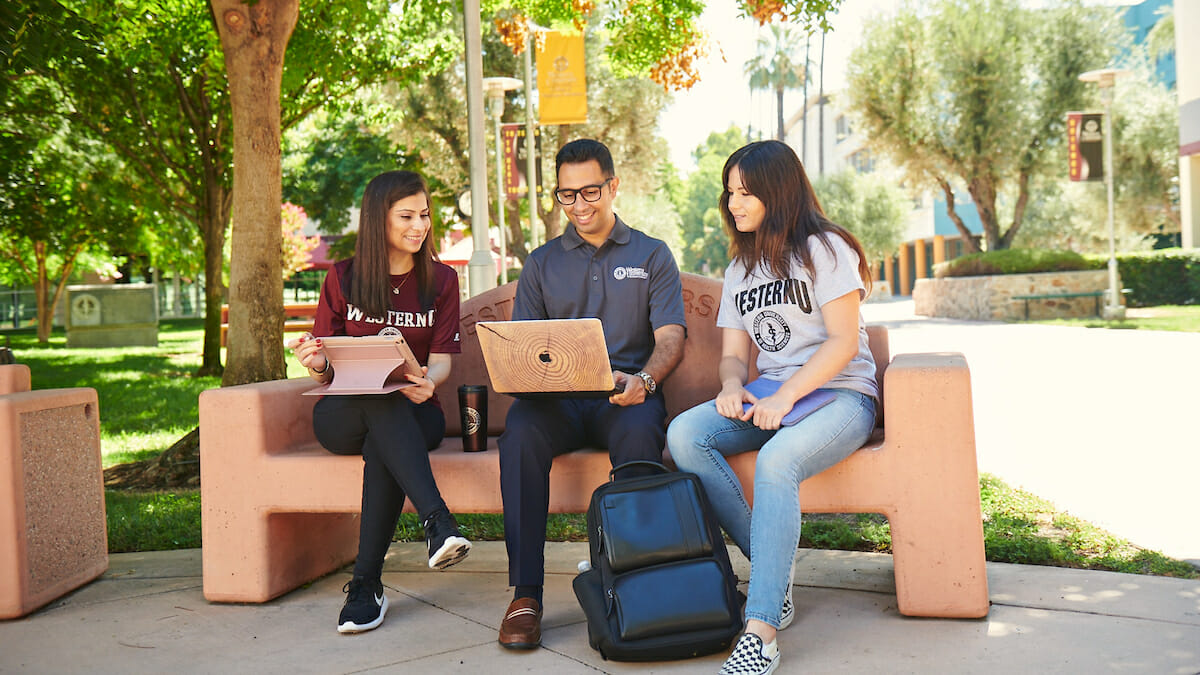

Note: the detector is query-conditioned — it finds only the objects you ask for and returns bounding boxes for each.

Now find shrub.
[934,248,1099,278]
[1089,249,1200,308]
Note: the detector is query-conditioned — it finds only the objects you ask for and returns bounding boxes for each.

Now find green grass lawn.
[4,319,1196,578]
[1031,304,1200,332]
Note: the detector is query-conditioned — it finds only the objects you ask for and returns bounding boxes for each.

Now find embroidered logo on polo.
[612,266,648,281]
[753,310,791,352]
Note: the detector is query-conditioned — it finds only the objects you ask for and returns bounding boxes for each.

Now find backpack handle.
[609,460,670,480]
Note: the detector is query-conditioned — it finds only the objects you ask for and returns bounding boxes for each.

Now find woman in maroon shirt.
[288,171,468,634]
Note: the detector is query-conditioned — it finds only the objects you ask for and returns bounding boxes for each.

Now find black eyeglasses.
[554,177,613,206]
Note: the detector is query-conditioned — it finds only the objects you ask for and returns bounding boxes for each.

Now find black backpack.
[572,461,744,661]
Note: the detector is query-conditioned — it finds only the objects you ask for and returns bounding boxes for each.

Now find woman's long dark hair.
[351,171,440,317]
[719,140,871,293]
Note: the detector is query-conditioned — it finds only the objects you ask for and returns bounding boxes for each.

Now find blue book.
[741,379,838,426]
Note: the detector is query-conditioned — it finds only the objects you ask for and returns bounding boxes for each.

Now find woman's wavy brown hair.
[719,140,871,294]
[352,171,440,317]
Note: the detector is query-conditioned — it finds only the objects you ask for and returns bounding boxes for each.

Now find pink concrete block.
[0,388,107,619]
[0,364,31,396]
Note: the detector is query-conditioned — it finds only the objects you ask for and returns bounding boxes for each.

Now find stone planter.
[913,270,1116,321]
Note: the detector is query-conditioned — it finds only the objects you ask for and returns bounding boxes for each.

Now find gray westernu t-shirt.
[717,232,878,399]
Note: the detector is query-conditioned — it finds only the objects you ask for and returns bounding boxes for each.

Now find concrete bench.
[200,273,988,618]
[1,364,108,619]
[220,302,318,347]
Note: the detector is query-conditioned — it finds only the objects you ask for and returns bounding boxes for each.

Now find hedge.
[1099,249,1200,308]
[934,247,1200,308]
[933,249,1100,278]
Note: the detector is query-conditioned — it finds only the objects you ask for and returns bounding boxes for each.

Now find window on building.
[848,149,875,173]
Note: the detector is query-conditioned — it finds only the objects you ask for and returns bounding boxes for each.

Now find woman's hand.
[287,333,330,382]
[400,366,437,404]
[715,379,751,420]
[747,393,791,431]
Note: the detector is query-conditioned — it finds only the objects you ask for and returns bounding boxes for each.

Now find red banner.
[1067,112,1104,182]
[501,123,542,200]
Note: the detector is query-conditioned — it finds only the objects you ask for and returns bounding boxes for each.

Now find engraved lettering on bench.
[682,289,716,319]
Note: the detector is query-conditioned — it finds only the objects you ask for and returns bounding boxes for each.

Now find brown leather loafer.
[498,597,542,649]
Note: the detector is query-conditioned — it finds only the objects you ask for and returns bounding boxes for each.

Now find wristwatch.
[634,371,657,395]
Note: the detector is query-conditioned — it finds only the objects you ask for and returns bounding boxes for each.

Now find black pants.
[498,394,667,587]
[313,394,446,580]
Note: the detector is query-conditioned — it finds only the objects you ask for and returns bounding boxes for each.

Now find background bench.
[200,273,988,618]
[1,364,108,619]
[220,302,318,346]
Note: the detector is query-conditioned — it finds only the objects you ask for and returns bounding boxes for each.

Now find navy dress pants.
[498,394,667,587]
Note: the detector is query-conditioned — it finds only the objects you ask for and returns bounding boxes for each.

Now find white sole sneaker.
[429,536,471,570]
[337,593,388,634]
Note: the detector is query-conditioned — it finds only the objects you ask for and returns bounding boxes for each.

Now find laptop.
[476,318,618,397]
[302,334,424,396]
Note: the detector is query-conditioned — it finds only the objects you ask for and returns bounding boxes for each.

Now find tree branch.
[936,177,980,253]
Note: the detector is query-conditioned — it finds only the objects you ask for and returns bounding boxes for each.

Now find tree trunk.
[506,200,527,265]
[775,86,785,141]
[213,0,298,387]
[817,31,825,176]
[1000,170,1031,250]
[536,125,570,243]
[936,178,982,254]
[965,176,1001,251]
[34,243,50,343]
[199,206,226,377]
[801,33,810,163]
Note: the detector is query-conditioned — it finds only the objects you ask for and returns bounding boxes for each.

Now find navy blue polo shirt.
[513,215,686,373]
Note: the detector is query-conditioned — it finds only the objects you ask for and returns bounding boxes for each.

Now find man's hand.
[608,371,647,407]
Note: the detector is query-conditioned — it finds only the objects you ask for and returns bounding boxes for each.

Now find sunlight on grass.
[1032,305,1200,332]
[5,320,218,462]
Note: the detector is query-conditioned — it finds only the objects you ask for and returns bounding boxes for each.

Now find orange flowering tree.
[493,0,843,92]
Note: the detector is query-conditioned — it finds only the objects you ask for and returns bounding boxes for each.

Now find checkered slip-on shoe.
[779,560,796,630]
[719,633,780,675]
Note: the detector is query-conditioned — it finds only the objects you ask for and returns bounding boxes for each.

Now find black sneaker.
[424,510,471,570]
[337,576,387,634]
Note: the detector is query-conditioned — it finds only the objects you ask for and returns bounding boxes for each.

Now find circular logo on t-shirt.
[612,267,627,280]
[378,326,402,337]
[753,310,790,352]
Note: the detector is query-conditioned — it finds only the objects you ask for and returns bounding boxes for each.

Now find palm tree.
[744,23,808,142]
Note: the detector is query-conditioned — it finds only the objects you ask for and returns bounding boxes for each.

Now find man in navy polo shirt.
[496,138,687,650]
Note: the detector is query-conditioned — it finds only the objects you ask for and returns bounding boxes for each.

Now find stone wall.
[913,270,1115,321]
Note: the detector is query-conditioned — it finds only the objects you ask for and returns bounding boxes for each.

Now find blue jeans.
[667,388,877,628]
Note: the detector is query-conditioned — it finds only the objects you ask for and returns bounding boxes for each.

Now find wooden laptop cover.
[302,334,422,395]
[476,318,616,395]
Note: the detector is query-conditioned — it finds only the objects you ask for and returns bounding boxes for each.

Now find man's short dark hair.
[555,138,615,178]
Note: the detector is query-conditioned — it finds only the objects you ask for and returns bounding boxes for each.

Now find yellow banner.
[536,31,588,126]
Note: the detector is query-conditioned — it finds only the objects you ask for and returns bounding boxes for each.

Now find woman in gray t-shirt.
[668,140,878,675]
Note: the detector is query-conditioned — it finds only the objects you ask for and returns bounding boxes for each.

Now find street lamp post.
[462,0,493,297]
[1079,68,1128,320]
[483,76,523,286]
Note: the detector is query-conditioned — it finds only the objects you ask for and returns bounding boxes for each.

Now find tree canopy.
[812,169,907,269]
[845,0,1127,252]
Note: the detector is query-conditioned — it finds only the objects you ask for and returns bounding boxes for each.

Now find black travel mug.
[458,384,488,452]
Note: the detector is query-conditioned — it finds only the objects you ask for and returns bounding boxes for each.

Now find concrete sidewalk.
[860,298,1200,565]
[1,542,1198,673]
